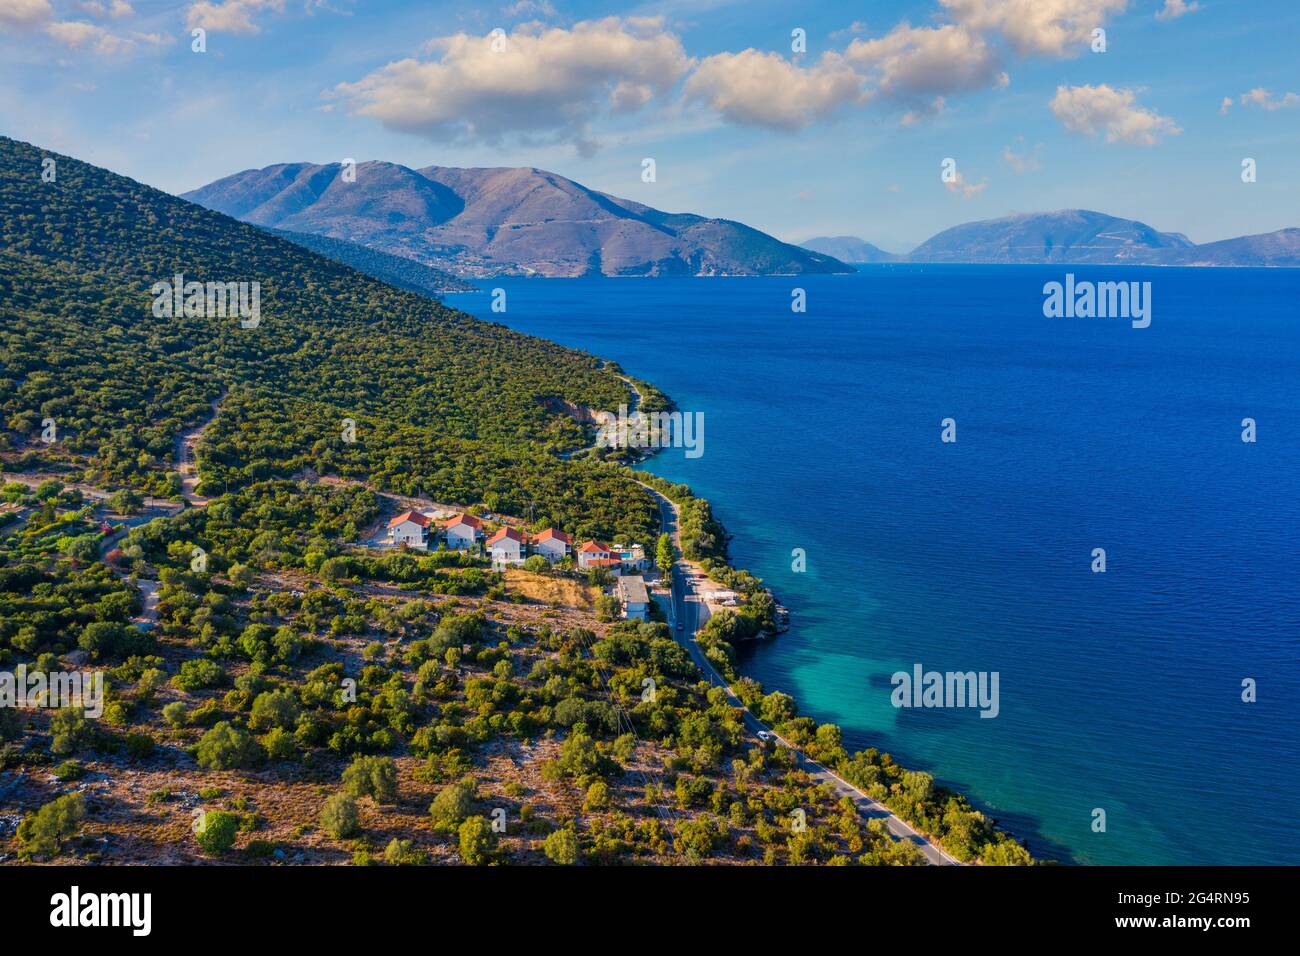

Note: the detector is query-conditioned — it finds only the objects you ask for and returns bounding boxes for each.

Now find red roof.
[388,510,431,529]
[533,528,571,545]
[577,540,610,554]
[444,513,482,530]
[487,526,526,546]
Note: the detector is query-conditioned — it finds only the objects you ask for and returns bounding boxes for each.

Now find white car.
[757,731,774,742]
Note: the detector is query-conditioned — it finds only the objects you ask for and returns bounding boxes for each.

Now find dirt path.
[176,390,226,506]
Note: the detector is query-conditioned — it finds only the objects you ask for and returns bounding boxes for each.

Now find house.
[388,510,432,548]
[531,528,571,563]
[486,526,527,566]
[615,575,650,621]
[443,513,483,550]
[576,540,612,569]
[611,543,648,572]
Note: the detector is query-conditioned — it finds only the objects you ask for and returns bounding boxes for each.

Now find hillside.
[807,211,1300,267]
[799,236,900,263]
[183,162,853,278]
[267,228,476,294]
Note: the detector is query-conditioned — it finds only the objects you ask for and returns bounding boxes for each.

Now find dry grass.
[504,570,596,610]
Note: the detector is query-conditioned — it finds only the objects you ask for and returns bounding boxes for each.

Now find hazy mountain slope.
[183,162,852,278]
[907,210,1193,264]
[266,228,475,293]
[799,236,900,263]
[1167,227,1300,267]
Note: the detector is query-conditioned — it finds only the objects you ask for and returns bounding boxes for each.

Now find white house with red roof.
[487,525,527,566]
[388,510,432,548]
[443,513,483,551]
[531,528,571,563]
[576,540,620,571]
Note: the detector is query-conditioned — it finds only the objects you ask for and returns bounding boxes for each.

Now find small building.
[611,543,648,572]
[616,575,650,621]
[443,513,483,550]
[388,510,432,548]
[531,528,571,563]
[487,525,527,566]
[576,540,612,569]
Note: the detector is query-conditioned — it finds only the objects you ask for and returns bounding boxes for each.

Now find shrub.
[457,815,494,865]
[125,732,155,760]
[49,707,94,755]
[583,780,611,812]
[17,793,86,858]
[249,689,300,731]
[428,779,477,832]
[320,792,360,839]
[341,755,398,804]
[262,727,297,761]
[194,721,263,770]
[173,659,226,692]
[543,827,579,865]
[162,701,188,727]
[194,810,240,854]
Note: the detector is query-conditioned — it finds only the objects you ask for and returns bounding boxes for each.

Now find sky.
[1,0,1297,250]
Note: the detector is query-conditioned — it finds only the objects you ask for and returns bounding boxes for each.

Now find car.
[757,731,774,742]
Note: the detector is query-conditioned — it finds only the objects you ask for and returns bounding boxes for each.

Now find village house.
[487,526,527,566]
[611,543,648,572]
[531,528,571,563]
[615,575,650,621]
[388,510,432,548]
[443,513,483,551]
[576,540,613,569]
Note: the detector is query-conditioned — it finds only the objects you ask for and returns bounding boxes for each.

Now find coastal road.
[635,479,960,867]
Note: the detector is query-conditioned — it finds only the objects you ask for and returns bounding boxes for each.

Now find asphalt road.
[636,479,960,867]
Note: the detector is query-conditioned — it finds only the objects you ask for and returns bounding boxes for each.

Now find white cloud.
[1155,0,1198,21]
[1049,83,1180,144]
[110,0,133,17]
[1219,96,1232,114]
[0,0,53,26]
[45,19,133,53]
[944,169,987,198]
[684,49,865,131]
[846,22,1006,99]
[941,0,1128,56]
[1239,87,1300,111]
[186,0,283,35]
[1002,137,1043,173]
[333,18,692,148]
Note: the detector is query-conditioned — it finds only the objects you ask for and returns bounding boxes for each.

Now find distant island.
[803,210,1300,268]
[183,161,852,279]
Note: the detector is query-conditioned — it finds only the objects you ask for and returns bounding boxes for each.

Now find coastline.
[570,370,1037,865]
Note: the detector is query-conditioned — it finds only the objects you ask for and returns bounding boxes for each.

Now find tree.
[194,810,240,854]
[543,827,579,865]
[194,721,263,770]
[18,793,86,858]
[320,792,360,839]
[523,555,549,573]
[583,780,611,811]
[342,755,398,804]
[656,532,674,575]
[249,689,300,731]
[50,708,93,755]
[429,779,477,832]
[457,815,495,865]
[108,488,143,515]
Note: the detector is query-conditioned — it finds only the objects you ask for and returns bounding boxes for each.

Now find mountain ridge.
[183,161,852,279]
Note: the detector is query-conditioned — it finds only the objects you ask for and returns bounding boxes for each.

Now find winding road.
[636,478,960,866]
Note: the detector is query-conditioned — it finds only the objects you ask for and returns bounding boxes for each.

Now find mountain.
[816,211,1300,267]
[183,162,852,278]
[267,227,476,293]
[799,236,900,263]
[907,210,1193,264]
[1166,227,1300,267]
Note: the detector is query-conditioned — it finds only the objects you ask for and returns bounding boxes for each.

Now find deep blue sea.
[458,267,1300,865]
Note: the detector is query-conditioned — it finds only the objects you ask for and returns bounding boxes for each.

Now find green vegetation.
[194,810,241,854]
[17,792,86,859]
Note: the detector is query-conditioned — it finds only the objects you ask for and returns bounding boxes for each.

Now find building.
[388,510,432,548]
[443,513,483,550]
[486,525,527,566]
[531,528,571,563]
[611,543,648,572]
[576,540,612,569]
[615,575,650,620]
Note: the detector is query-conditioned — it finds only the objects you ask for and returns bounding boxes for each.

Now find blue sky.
[2,0,1297,249]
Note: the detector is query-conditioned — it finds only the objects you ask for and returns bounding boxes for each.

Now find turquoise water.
[458,268,1300,865]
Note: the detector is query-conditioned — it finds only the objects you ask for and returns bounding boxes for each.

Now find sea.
[457,266,1300,865]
